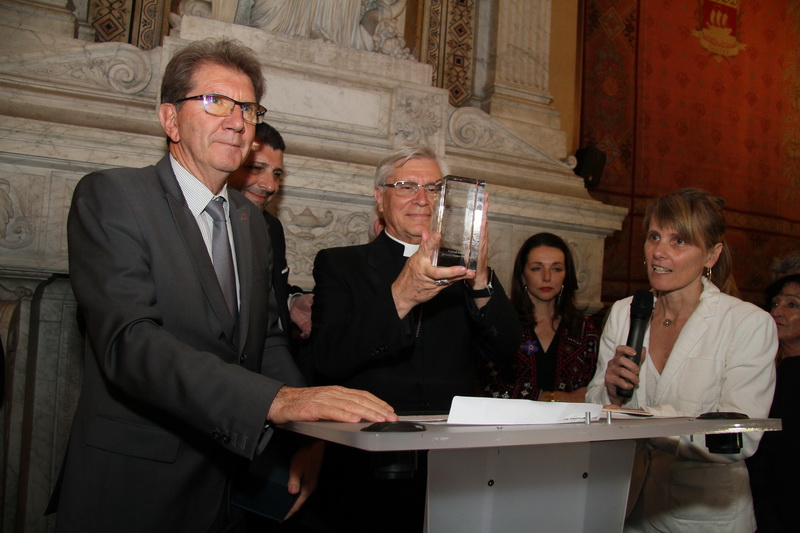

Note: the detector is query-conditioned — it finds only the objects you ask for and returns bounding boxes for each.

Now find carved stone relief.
[394,91,445,148]
[565,236,590,299]
[277,202,373,278]
[0,163,80,274]
[0,42,154,96]
[0,179,34,252]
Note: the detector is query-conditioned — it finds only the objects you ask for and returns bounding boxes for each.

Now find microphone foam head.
[631,290,654,320]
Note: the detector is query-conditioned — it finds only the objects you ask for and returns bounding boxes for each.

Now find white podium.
[283,417,780,532]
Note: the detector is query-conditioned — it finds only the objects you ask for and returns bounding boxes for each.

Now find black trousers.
[294,444,428,533]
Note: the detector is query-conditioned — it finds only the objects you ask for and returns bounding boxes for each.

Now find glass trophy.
[430,175,486,270]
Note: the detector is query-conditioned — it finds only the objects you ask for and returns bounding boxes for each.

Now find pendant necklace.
[659,298,700,328]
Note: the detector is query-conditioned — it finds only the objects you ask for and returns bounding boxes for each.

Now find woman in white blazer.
[587,188,777,532]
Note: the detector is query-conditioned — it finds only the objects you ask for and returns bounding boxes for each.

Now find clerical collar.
[384,231,420,257]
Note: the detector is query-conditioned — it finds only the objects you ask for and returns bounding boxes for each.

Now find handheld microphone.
[617,290,654,399]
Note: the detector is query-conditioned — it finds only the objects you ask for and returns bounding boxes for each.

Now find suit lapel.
[652,287,714,405]
[156,157,237,342]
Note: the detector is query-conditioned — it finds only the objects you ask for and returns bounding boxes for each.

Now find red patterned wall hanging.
[583,0,800,305]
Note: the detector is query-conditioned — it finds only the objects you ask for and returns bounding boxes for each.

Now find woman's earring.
[556,285,564,306]
[703,266,712,279]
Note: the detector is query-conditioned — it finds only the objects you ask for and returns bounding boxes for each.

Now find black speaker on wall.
[574,144,606,188]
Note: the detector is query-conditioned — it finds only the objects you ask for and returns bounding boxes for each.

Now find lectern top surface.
[281,416,780,452]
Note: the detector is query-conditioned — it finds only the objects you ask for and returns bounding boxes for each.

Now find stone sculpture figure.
[247,0,367,49]
[172,0,410,59]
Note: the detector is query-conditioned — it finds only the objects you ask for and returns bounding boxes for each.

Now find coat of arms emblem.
[693,0,747,57]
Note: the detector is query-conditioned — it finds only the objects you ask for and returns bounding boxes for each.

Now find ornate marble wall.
[0,6,626,532]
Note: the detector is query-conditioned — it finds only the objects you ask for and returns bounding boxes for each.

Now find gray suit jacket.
[55,155,304,533]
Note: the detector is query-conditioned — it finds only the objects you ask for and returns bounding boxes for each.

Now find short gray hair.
[374,145,450,187]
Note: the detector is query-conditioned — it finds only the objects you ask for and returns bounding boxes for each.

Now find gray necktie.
[205,197,238,318]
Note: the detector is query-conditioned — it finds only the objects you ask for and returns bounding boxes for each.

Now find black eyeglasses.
[384,180,442,198]
[174,94,267,125]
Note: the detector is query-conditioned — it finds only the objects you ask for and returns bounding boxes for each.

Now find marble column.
[0,274,81,533]
[1,276,81,533]
[475,0,567,161]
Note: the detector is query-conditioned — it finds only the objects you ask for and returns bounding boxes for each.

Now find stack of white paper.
[447,396,603,425]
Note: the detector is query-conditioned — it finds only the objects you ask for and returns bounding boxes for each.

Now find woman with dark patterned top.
[748,273,800,532]
[482,233,598,402]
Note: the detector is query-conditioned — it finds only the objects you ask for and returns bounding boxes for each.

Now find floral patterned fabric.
[482,316,599,400]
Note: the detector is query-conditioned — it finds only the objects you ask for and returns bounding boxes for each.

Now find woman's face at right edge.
[771,282,800,345]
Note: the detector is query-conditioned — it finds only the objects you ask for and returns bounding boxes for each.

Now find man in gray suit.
[53,38,395,533]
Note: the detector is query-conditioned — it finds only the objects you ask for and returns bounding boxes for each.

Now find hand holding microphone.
[616,290,654,399]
